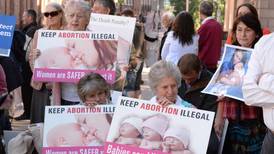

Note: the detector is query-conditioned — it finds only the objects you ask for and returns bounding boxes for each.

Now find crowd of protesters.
[0,0,274,154]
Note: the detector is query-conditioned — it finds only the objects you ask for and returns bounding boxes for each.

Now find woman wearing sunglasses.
[28,2,65,123]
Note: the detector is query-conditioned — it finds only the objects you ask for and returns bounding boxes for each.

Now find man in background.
[198,1,223,73]
[158,12,174,60]
[178,54,218,154]
[22,9,39,38]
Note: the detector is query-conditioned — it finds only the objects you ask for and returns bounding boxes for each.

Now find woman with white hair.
[148,60,193,107]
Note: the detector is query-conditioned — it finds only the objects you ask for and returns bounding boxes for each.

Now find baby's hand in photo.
[161,142,170,152]
[84,128,97,145]
[86,127,97,139]
[76,115,90,134]
[94,130,106,142]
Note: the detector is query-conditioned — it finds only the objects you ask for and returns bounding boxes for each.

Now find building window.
[125,0,133,6]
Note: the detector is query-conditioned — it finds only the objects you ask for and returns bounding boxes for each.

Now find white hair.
[162,12,175,22]
[65,0,91,17]
[148,60,182,93]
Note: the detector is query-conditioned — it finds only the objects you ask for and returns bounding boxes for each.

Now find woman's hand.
[30,49,41,61]
[217,95,225,102]
[157,97,174,107]
[84,101,98,107]
[161,141,170,152]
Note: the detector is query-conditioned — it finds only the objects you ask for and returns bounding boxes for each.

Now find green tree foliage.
[169,0,225,29]
[118,0,124,5]
[170,0,185,15]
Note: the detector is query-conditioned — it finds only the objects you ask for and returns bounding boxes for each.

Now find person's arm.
[214,99,224,140]
[219,75,233,85]
[258,73,274,93]
[243,36,274,107]
[219,72,241,86]
[52,82,61,105]
[197,25,207,51]
[161,32,171,60]
[29,31,39,71]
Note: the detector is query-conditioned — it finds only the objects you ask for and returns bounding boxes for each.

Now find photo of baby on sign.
[42,105,115,154]
[105,96,215,154]
[202,44,252,101]
[33,30,118,83]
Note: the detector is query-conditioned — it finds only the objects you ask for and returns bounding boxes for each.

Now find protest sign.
[87,14,136,90]
[202,44,252,101]
[0,15,16,57]
[110,90,122,105]
[105,96,215,154]
[42,105,115,154]
[33,30,118,83]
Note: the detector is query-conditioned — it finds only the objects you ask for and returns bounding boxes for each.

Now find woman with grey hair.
[64,0,91,30]
[148,60,193,107]
[77,72,111,106]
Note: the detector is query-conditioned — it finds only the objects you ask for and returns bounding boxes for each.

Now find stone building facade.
[224,0,274,32]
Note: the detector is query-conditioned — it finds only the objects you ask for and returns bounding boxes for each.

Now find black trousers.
[261,129,274,154]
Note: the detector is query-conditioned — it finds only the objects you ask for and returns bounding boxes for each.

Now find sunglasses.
[43,11,60,17]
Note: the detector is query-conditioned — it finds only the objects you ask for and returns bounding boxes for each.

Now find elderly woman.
[29,2,65,123]
[148,60,193,107]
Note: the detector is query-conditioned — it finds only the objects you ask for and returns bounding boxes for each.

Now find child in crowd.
[77,72,111,106]
[139,114,169,150]
[114,116,143,146]
[162,127,192,154]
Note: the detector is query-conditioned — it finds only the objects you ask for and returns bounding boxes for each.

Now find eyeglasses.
[43,11,60,18]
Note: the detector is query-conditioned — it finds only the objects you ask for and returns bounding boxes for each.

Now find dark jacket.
[158,26,172,60]
[178,68,217,112]
[179,68,219,154]
[22,22,40,38]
